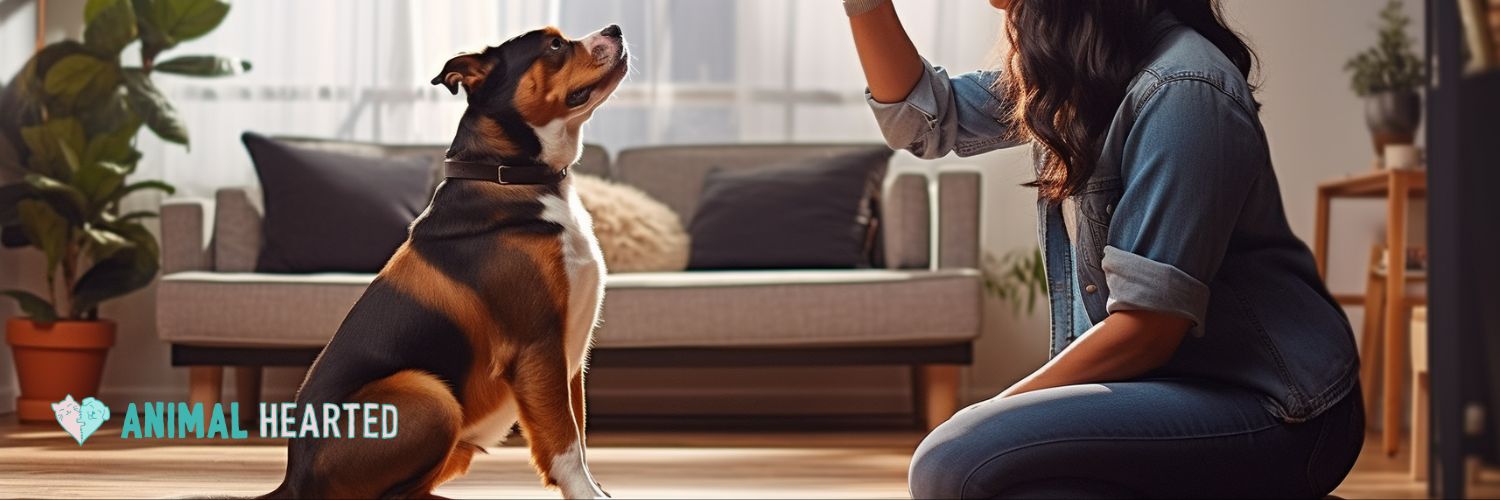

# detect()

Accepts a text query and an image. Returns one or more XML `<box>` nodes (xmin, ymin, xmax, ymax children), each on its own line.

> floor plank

<box><xmin>3</xmin><ymin>418</ymin><xmax>1495</xmax><ymax>498</ymax></box>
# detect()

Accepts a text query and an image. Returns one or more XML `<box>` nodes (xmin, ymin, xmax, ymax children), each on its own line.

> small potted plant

<box><xmin>0</xmin><ymin>0</ymin><xmax>248</xmax><ymax>422</ymax></box>
<box><xmin>983</xmin><ymin>247</ymin><xmax>1047</xmax><ymax>316</ymax></box>
<box><xmin>1344</xmin><ymin>0</ymin><xmax>1425</xmax><ymax>157</ymax></box>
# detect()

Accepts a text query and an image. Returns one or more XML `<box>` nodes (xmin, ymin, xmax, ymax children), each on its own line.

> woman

<box><xmin>844</xmin><ymin>0</ymin><xmax>1364</xmax><ymax>497</ymax></box>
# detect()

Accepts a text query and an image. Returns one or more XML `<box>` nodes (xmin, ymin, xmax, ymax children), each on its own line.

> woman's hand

<box><xmin>846</xmin><ymin>0</ymin><xmax>925</xmax><ymax>103</ymax></box>
<box><xmin>999</xmin><ymin>310</ymin><xmax>1192</xmax><ymax>398</ymax></box>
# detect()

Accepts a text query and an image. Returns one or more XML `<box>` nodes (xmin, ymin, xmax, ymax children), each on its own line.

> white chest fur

<box><xmin>538</xmin><ymin>185</ymin><xmax>606</xmax><ymax>375</ymax></box>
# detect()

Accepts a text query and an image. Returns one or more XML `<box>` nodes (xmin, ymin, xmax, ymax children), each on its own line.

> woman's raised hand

<box><xmin>845</xmin><ymin>0</ymin><xmax>924</xmax><ymax>104</ymax></box>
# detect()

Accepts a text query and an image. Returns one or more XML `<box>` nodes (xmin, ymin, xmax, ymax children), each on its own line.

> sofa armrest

<box><xmin>937</xmin><ymin>171</ymin><xmax>981</xmax><ymax>269</ymax></box>
<box><xmin>160</xmin><ymin>199</ymin><xmax>213</xmax><ymax>273</ymax></box>
<box><xmin>212</xmin><ymin>187</ymin><xmax>264</xmax><ymax>272</ymax></box>
<box><xmin>882</xmin><ymin>173</ymin><xmax>931</xmax><ymax>269</ymax></box>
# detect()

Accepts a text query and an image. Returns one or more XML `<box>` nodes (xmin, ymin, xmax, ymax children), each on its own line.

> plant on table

<box><xmin>1344</xmin><ymin>0</ymin><xmax>1425</xmax><ymax>156</ymax></box>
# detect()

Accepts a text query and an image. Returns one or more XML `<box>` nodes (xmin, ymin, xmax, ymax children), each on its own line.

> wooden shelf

<box><xmin>1334</xmin><ymin>293</ymin><xmax>1428</xmax><ymax>307</ymax></box>
<box><xmin>1317</xmin><ymin>169</ymin><xmax>1428</xmax><ymax>198</ymax></box>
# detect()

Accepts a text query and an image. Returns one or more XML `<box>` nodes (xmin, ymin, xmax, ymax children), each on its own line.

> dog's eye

<box><xmin>550</xmin><ymin>38</ymin><xmax>565</xmax><ymax>51</ymax></box>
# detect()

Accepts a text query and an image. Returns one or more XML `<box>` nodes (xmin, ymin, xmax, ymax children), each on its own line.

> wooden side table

<box><xmin>1313</xmin><ymin>168</ymin><xmax>1427</xmax><ymax>457</ymax></box>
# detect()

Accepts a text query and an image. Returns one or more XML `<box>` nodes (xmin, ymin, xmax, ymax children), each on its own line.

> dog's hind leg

<box><xmin>513</xmin><ymin>349</ymin><xmax>607</xmax><ymax>499</ymax></box>
<box><xmin>307</xmin><ymin>369</ymin><xmax>465</xmax><ymax>498</ymax></box>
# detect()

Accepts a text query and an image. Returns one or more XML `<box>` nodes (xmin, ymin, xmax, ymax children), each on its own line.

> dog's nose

<box><xmin>602</xmin><ymin>24</ymin><xmax>622</xmax><ymax>38</ymax></box>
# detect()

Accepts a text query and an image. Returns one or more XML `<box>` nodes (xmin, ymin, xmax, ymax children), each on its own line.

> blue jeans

<box><xmin>909</xmin><ymin>379</ymin><xmax>1364</xmax><ymax>498</ymax></box>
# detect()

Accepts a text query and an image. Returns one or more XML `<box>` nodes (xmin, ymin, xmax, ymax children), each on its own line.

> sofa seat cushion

<box><xmin>598</xmin><ymin>269</ymin><xmax>981</xmax><ymax>348</ymax></box>
<box><xmin>157</xmin><ymin>272</ymin><xmax>375</xmax><ymax>348</ymax></box>
<box><xmin>157</xmin><ymin>269</ymin><xmax>981</xmax><ymax>349</ymax></box>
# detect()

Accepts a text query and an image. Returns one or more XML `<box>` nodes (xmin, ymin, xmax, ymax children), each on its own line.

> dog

<box><xmin>265</xmin><ymin>24</ymin><xmax>628</xmax><ymax>499</ymax></box>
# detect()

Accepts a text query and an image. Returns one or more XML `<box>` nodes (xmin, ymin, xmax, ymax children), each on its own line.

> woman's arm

<box><xmin>846</xmin><ymin>0</ymin><xmax>924</xmax><ymax>103</ymax></box>
<box><xmin>999</xmin><ymin>310</ymin><xmax>1191</xmax><ymax>398</ymax></box>
<box><xmin>846</xmin><ymin>1</ymin><xmax>1019</xmax><ymax>158</ymax></box>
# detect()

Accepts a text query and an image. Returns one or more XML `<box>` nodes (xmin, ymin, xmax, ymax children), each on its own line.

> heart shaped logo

<box><xmin>52</xmin><ymin>395</ymin><xmax>110</xmax><ymax>445</ymax></box>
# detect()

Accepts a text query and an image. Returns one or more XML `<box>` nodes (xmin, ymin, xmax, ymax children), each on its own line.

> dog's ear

<box><xmin>431</xmin><ymin>52</ymin><xmax>494</xmax><ymax>95</ymax></box>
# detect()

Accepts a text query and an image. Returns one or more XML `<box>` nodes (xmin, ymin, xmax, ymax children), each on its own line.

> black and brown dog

<box><xmin>265</xmin><ymin>25</ymin><xmax>628</xmax><ymax>499</ymax></box>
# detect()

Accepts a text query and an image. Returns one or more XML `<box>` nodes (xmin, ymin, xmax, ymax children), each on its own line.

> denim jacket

<box><xmin>868</xmin><ymin>14</ymin><xmax>1358</xmax><ymax>422</ymax></box>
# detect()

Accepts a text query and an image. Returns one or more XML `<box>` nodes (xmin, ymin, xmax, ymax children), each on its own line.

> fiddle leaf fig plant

<box><xmin>0</xmin><ymin>0</ymin><xmax>248</xmax><ymax>322</ymax></box>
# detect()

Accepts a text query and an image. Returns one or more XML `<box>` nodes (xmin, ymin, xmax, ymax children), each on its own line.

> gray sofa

<box><xmin>156</xmin><ymin>142</ymin><xmax>983</xmax><ymax>429</ymax></box>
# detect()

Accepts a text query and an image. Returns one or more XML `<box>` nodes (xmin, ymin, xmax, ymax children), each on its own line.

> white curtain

<box><xmin>135</xmin><ymin>0</ymin><xmax>1007</xmax><ymax>198</ymax></box>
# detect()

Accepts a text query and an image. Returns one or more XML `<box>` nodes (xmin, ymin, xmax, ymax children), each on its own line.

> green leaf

<box><xmin>71</xmin><ymin>219</ymin><xmax>159</xmax><ymax>317</ymax></box>
<box><xmin>158</xmin><ymin>0</ymin><xmax>230</xmax><ymax>42</ymax></box>
<box><xmin>84</xmin><ymin>0</ymin><xmax>139</xmax><ymax>56</ymax></box>
<box><xmin>84</xmin><ymin>119</ymin><xmax>142</xmax><ymax>167</ymax></box>
<box><xmin>19</xmin><ymin>119</ymin><xmax>85</xmax><ymax>179</ymax></box>
<box><xmin>103</xmin><ymin>179</ymin><xmax>175</xmax><ymax>207</ymax></box>
<box><xmin>86</xmin><ymin>0</ymin><xmax>115</xmax><ymax>23</ymax></box>
<box><xmin>121</xmin><ymin>69</ymin><xmax>189</xmax><ymax>146</ymax></box>
<box><xmin>133</xmin><ymin>0</ymin><xmax>175</xmax><ymax>52</ymax></box>
<box><xmin>154</xmin><ymin>55</ymin><xmax>251</xmax><ymax>77</ymax></box>
<box><xmin>9</xmin><ymin>41</ymin><xmax>89</xmax><ymax>118</ymax></box>
<box><xmin>0</xmin><ymin>290</ymin><xmax>58</xmax><ymax>323</ymax></box>
<box><xmin>115</xmin><ymin>210</ymin><xmax>158</xmax><ymax>222</ymax></box>
<box><xmin>78</xmin><ymin>91</ymin><xmax>143</xmax><ymax>168</ymax></box>
<box><xmin>16</xmin><ymin>199</ymin><xmax>70</xmax><ymax>278</ymax></box>
<box><xmin>74</xmin><ymin>161</ymin><xmax>131</xmax><ymax>207</ymax></box>
<box><xmin>83</xmin><ymin>225</ymin><xmax>133</xmax><ymax>261</ymax></box>
<box><xmin>42</xmin><ymin>54</ymin><xmax>119</xmax><ymax>109</ymax></box>
<box><xmin>135</xmin><ymin>0</ymin><xmax>229</xmax><ymax>51</ymax></box>
<box><xmin>24</xmin><ymin>173</ymin><xmax>89</xmax><ymax>222</ymax></box>
<box><xmin>41</xmin><ymin>54</ymin><xmax>96</xmax><ymax>97</ymax></box>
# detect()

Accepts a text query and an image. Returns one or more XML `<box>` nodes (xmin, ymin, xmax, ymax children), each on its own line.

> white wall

<box><xmin>0</xmin><ymin>0</ymin><xmax>1422</xmax><ymax>416</ymax></box>
<box><xmin>0</xmin><ymin>0</ymin><xmax>42</xmax><ymax>415</ymax></box>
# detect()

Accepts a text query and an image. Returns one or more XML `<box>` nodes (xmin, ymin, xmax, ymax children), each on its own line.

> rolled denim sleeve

<box><xmin>1104</xmin><ymin>78</ymin><xmax>1264</xmax><ymax>330</ymax></box>
<box><xmin>865</xmin><ymin>58</ymin><xmax>1018</xmax><ymax>159</ymax></box>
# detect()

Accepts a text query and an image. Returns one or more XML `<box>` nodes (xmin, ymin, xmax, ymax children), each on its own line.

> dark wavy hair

<box><xmin>1000</xmin><ymin>0</ymin><xmax>1258</xmax><ymax>200</ymax></box>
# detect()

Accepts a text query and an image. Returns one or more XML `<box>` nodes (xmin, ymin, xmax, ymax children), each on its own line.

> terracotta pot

<box><xmin>6</xmin><ymin>318</ymin><xmax>115</xmax><ymax>423</ymax></box>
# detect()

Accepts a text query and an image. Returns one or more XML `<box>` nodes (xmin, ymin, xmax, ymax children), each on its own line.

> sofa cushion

<box><xmin>244</xmin><ymin>132</ymin><xmax>434</xmax><ymax>273</ymax></box>
<box><xmin>599</xmin><ymin>270</ymin><xmax>981</xmax><ymax>348</ymax></box>
<box><xmin>614</xmin><ymin>144</ymin><xmax>892</xmax><ymax>224</ymax></box>
<box><xmin>687</xmin><ymin>148</ymin><xmax>891</xmax><ymax>270</ymax></box>
<box><xmin>157</xmin><ymin>269</ymin><xmax>980</xmax><ymax>349</ymax></box>
<box><xmin>157</xmin><ymin>272</ymin><xmax>373</xmax><ymax>347</ymax></box>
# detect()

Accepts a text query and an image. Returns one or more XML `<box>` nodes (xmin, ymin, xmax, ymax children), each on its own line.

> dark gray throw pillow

<box><xmin>687</xmin><ymin>148</ymin><xmax>892</xmax><ymax>270</ymax></box>
<box><xmin>243</xmin><ymin>132</ymin><xmax>434</xmax><ymax>273</ymax></box>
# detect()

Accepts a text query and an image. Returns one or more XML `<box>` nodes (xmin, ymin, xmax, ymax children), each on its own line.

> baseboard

<box><xmin>96</xmin><ymin>384</ymin><xmax>914</xmax><ymax>417</ymax></box>
<box><xmin>588</xmin><ymin>386</ymin><xmax>911</xmax><ymax>415</ymax></box>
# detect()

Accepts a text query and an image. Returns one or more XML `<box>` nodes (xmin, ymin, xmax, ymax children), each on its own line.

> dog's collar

<box><xmin>443</xmin><ymin>159</ymin><xmax>568</xmax><ymax>185</ymax></box>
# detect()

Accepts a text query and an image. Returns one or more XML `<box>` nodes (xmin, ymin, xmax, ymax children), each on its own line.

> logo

<box><xmin>49</xmin><ymin>397</ymin><xmax>399</xmax><ymax>445</ymax></box>
<box><xmin>52</xmin><ymin>395</ymin><xmax>111</xmax><ymax>445</ymax></box>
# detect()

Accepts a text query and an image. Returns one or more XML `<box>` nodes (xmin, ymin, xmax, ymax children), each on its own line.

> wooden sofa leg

<box><xmin>188</xmin><ymin>366</ymin><xmax>223</xmax><ymax>430</ymax></box>
<box><xmin>918</xmin><ymin>365</ymin><xmax>961</xmax><ymax>431</ymax></box>
<box><xmin>235</xmin><ymin>366</ymin><xmax>263</xmax><ymax>425</ymax></box>
<box><xmin>189</xmin><ymin>366</ymin><xmax>224</xmax><ymax>405</ymax></box>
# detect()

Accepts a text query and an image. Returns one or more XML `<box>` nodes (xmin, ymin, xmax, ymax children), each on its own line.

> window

<box><xmin>133</xmin><ymin>0</ymin><xmax>1003</xmax><ymax>196</ymax></box>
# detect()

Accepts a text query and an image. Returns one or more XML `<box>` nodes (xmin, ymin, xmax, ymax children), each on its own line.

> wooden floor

<box><xmin>1</xmin><ymin>417</ymin><xmax>1495</xmax><ymax>499</ymax></box>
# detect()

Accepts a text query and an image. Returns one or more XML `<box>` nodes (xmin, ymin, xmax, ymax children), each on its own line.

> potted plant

<box><xmin>983</xmin><ymin>247</ymin><xmax>1047</xmax><ymax>316</ymax></box>
<box><xmin>1344</xmin><ymin>0</ymin><xmax>1425</xmax><ymax>157</ymax></box>
<box><xmin>0</xmin><ymin>0</ymin><xmax>248</xmax><ymax>422</ymax></box>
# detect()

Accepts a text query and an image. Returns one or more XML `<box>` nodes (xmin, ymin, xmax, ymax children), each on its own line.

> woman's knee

<box><xmin>909</xmin><ymin>425</ymin><xmax>977</xmax><ymax>498</ymax></box>
<box><xmin>908</xmin><ymin>404</ymin><xmax>1024</xmax><ymax>499</ymax></box>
